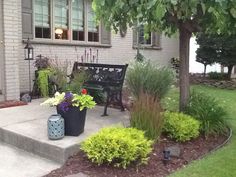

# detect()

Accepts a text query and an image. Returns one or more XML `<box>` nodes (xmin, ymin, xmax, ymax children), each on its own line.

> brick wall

<box><xmin>3</xmin><ymin>0</ymin><xmax>179</xmax><ymax>98</ymax></box>
<box><xmin>18</xmin><ymin>30</ymin><xmax>179</xmax><ymax>92</ymax></box>
<box><xmin>2</xmin><ymin>0</ymin><xmax>21</xmax><ymax>100</ymax></box>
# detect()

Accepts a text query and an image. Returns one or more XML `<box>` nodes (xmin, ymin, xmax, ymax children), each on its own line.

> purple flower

<box><xmin>58</xmin><ymin>101</ymin><xmax>71</xmax><ymax>112</ymax></box>
<box><xmin>65</xmin><ymin>92</ymin><xmax>73</xmax><ymax>100</ymax></box>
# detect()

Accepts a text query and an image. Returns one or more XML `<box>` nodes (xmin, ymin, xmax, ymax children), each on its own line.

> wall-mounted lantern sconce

<box><xmin>24</xmin><ymin>38</ymin><xmax>34</xmax><ymax>101</ymax></box>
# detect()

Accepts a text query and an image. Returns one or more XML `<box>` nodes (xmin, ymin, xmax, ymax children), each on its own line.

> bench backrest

<box><xmin>72</xmin><ymin>62</ymin><xmax>128</xmax><ymax>87</ymax></box>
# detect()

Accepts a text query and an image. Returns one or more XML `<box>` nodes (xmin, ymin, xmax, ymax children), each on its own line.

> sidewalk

<box><xmin>0</xmin><ymin>142</ymin><xmax>60</xmax><ymax>177</ymax></box>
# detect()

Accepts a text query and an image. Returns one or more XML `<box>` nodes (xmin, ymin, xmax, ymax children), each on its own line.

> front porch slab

<box><xmin>0</xmin><ymin>99</ymin><xmax>129</xmax><ymax>164</ymax></box>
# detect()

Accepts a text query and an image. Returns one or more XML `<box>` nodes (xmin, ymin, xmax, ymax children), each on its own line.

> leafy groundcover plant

<box><xmin>185</xmin><ymin>91</ymin><xmax>228</xmax><ymax>137</ymax></box>
<box><xmin>81</xmin><ymin>127</ymin><xmax>153</xmax><ymax>169</ymax></box>
<box><xmin>41</xmin><ymin>89</ymin><xmax>96</xmax><ymax>112</ymax></box>
<box><xmin>163</xmin><ymin>112</ymin><xmax>200</xmax><ymax>142</ymax></box>
<box><xmin>37</xmin><ymin>69</ymin><xmax>53</xmax><ymax>97</ymax></box>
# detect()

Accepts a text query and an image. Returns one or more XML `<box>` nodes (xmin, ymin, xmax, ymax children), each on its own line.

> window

<box><xmin>138</xmin><ymin>25</ymin><xmax>151</xmax><ymax>45</ymax></box>
<box><xmin>34</xmin><ymin>0</ymin><xmax>51</xmax><ymax>39</ymax></box>
<box><xmin>33</xmin><ymin>0</ymin><xmax>100</xmax><ymax>43</ymax></box>
<box><xmin>133</xmin><ymin>25</ymin><xmax>160</xmax><ymax>49</ymax></box>
<box><xmin>54</xmin><ymin>0</ymin><xmax>69</xmax><ymax>40</ymax></box>
<box><xmin>72</xmin><ymin>0</ymin><xmax>85</xmax><ymax>41</ymax></box>
<box><xmin>87</xmin><ymin>0</ymin><xmax>99</xmax><ymax>42</ymax></box>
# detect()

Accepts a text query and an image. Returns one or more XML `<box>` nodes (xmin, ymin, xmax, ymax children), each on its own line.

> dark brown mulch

<box><xmin>0</xmin><ymin>100</ymin><xmax>27</xmax><ymax>109</ymax></box>
<box><xmin>44</xmin><ymin>134</ymin><xmax>227</xmax><ymax>177</ymax></box>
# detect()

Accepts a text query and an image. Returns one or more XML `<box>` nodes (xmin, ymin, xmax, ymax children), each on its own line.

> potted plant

<box><xmin>41</xmin><ymin>89</ymin><xmax>96</xmax><ymax>136</ymax></box>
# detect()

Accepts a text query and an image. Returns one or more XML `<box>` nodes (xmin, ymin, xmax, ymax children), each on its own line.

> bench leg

<box><xmin>101</xmin><ymin>90</ymin><xmax>110</xmax><ymax>116</ymax></box>
<box><xmin>119</xmin><ymin>91</ymin><xmax>125</xmax><ymax>112</ymax></box>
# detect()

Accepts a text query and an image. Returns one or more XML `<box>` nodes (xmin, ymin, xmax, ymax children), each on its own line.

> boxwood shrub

<box><xmin>80</xmin><ymin>127</ymin><xmax>153</xmax><ymax>168</ymax></box>
<box><xmin>163</xmin><ymin>112</ymin><xmax>200</xmax><ymax>142</ymax></box>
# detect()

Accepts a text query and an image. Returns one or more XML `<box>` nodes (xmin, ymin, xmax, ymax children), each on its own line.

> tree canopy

<box><xmin>93</xmin><ymin>0</ymin><xmax>236</xmax><ymax>110</ymax></box>
<box><xmin>196</xmin><ymin>33</ymin><xmax>236</xmax><ymax>79</ymax></box>
<box><xmin>196</xmin><ymin>34</ymin><xmax>217</xmax><ymax>76</ymax></box>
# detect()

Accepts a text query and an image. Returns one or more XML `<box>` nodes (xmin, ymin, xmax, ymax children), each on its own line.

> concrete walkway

<box><xmin>0</xmin><ymin>99</ymin><xmax>129</xmax><ymax>177</ymax></box>
<box><xmin>0</xmin><ymin>142</ymin><xmax>59</xmax><ymax>177</ymax></box>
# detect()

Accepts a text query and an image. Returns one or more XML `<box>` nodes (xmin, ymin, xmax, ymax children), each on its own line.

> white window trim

<box><xmin>33</xmin><ymin>0</ymin><xmax>101</xmax><ymax>44</ymax></box>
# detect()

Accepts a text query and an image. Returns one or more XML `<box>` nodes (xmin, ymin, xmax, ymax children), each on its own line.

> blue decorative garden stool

<box><xmin>48</xmin><ymin>114</ymin><xmax>64</xmax><ymax>140</ymax></box>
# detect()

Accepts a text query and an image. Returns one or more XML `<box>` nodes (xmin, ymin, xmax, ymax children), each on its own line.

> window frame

<box><xmin>138</xmin><ymin>25</ymin><xmax>152</xmax><ymax>46</ymax></box>
<box><xmin>33</xmin><ymin>0</ymin><xmax>101</xmax><ymax>44</ymax></box>
<box><xmin>33</xmin><ymin>0</ymin><xmax>52</xmax><ymax>40</ymax></box>
<box><xmin>133</xmin><ymin>25</ymin><xmax>162</xmax><ymax>50</ymax></box>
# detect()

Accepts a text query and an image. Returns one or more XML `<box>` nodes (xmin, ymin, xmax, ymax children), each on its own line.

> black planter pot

<box><xmin>57</xmin><ymin>106</ymin><xmax>87</xmax><ymax>136</ymax></box>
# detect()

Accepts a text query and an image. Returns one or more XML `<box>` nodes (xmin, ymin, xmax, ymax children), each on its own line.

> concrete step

<box><xmin>0</xmin><ymin>124</ymin><xmax>80</xmax><ymax>164</ymax></box>
<box><xmin>0</xmin><ymin>99</ymin><xmax>129</xmax><ymax>164</ymax></box>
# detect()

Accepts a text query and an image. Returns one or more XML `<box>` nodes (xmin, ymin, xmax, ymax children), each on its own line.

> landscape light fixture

<box><xmin>163</xmin><ymin>150</ymin><xmax>171</xmax><ymax>165</ymax></box>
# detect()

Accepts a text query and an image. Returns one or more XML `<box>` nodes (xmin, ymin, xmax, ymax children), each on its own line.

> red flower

<box><xmin>81</xmin><ymin>89</ymin><xmax>87</xmax><ymax>95</ymax></box>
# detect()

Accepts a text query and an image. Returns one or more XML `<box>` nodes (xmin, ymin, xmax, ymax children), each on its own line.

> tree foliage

<box><xmin>196</xmin><ymin>34</ymin><xmax>216</xmax><ymax>76</ymax></box>
<box><xmin>93</xmin><ymin>0</ymin><xmax>236</xmax><ymax>35</ymax></box>
<box><xmin>93</xmin><ymin>0</ymin><xmax>236</xmax><ymax>110</ymax></box>
<box><xmin>196</xmin><ymin>33</ymin><xmax>236</xmax><ymax>79</ymax></box>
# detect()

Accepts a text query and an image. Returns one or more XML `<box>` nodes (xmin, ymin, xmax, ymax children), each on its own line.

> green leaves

<box><xmin>72</xmin><ymin>94</ymin><xmax>96</xmax><ymax>111</ymax></box>
<box><xmin>163</xmin><ymin>112</ymin><xmax>200</xmax><ymax>142</ymax></box>
<box><xmin>184</xmin><ymin>91</ymin><xmax>228</xmax><ymax>137</ymax></box>
<box><xmin>81</xmin><ymin>127</ymin><xmax>153</xmax><ymax>168</ymax></box>
<box><xmin>93</xmin><ymin>0</ymin><xmax>236</xmax><ymax>36</ymax></box>
<box><xmin>230</xmin><ymin>8</ymin><xmax>236</xmax><ymax>18</ymax></box>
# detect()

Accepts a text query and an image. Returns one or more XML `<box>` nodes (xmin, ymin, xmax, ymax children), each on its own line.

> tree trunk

<box><xmin>227</xmin><ymin>65</ymin><xmax>233</xmax><ymax>80</ymax></box>
<box><xmin>179</xmin><ymin>25</ymin><xmax>192</xmax><ymax>112</ymax></box>
<box><xmin>203</xmin><ymin>64</ymin><xmax>207</xmax><ymax>77</ymax></box>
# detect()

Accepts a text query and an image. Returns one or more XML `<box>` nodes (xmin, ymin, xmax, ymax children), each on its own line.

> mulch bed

<box><xmin>44</xmin><ymin>134</ymin><xmax>227</xmax><ymax>177</ymax></box>
<box><xmin>0</xmin><ymin>100</ymin><xmax>27</xmax><ymax>109</ymax></box>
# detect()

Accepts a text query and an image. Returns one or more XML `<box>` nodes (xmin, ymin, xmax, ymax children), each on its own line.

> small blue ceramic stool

<box><xmin>48</xmin><ymin>114</ymin><xmax>64</xmax><ymax>140</ymax></box>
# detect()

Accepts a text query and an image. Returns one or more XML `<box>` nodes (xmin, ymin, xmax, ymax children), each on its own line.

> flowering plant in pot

<box><xmin>41</xmin><ymin>89</ymin><xmax>96</xmax><ymax>136</ymax></box>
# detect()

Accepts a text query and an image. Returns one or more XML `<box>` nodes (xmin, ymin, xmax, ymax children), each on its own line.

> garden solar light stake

<box><xmin>163</xmin><ymin>150</ymin><xmax>171</xmax><ymax>165</ymax></box>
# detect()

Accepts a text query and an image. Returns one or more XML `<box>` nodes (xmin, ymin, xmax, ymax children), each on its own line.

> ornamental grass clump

<box><xmin>184</xmin><ymin>91</ymin><xmax>228</xmax><ymax>137</ymax></box>
<box><xmin>126</xmin><ymin>61</ymin><xmax>174</xmax><ymax>100</ymax></box>
<box><xmin>81</xmin><ymin>127</ymin><xmax>153</xmax><ymax>169</ymax></box>
<box><xmin>130</xmin><ymin>92</ymin><xmax>164</xmax><ymax>140</ymax></box>
<box><xmin>163</xmin><ymin>112</ymin><xmax>200</xmax><ymax>142</ymax></box>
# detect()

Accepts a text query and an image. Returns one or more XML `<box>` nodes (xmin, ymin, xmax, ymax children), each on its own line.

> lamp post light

<box><xmin>163</xmin><ymin>150</ymin><xmax>171</xmax><ymax>165</ymax></box>
<box><xmin>24</xmin><ymin>38</ymin><xmax>34</xmax><ymax>101</ymax></box>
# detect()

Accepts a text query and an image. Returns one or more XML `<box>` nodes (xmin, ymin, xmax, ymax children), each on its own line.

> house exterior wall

<box><xmin>2</xmin><ymin>0</ymin><xmax>21</xmax><ymax>100</ymax></box>
<box><xmin>2</xmin><ymin>0</ymin><xmax>179</xmax><ymax>100</ymax></box>
<box><xmin>0</xmin><ymin>0</ymin><xmax>4</xmax><ymax>101</ymax></box>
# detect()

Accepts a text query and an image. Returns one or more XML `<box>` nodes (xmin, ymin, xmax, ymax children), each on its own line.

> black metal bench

<box><xmin>72</xmin><ymin>62</ymin><xmax>128</xmax><ymax>116</ymax></box>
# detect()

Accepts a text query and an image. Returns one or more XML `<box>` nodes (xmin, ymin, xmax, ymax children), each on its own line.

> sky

<box><xmin>189</xmin><ymin>37</ymin><xmax>221</xmax><ymax>73</ymax></box>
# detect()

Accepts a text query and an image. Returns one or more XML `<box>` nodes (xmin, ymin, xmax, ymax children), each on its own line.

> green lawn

<box><xmin>164</xmin><ymin>85</ymin><xmax>236</xmax><ymax>177</ymax></box>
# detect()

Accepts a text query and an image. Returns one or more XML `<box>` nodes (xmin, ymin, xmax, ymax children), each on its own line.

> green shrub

<box><xmin>184</xmin><ymin>91</ymin><xmax>228</xmax><ymax>137</ymax></box>
<box><xmin>86</xmin><ymin>88</ymin><xmax>105</xmax><ymax>104</ymax></box>
<box><xmin>37</xmin><ymin>69</ymin><xmax>53</xmax><ymax>97</ymax></box>
<box><xmin>163</xmin><ymin>112</ymin><xmax>200</xmax><ymax>142</ymax></box>
<box><xmin>126</xmin><ymin>61</ymin><xmax>174</xmax><ymax>100</ymax></box>
<box><xmin>130</xmin><ymin>92</ymin><xmax>164</xmax><ymax>140</ymax></box>
<box><xmin>208</xmin><ymin>72</ymin><xmax>228</xmax><ymax>80</ymax></box>
<box><xmin>68</xmin><ymin>70</ymin><xmax>88</xmax><ymax>94</ymax></box>
<box><xmin>81</xmin><ymin>127</ymin><xmax>153</xmax><ymax>168</ymax></box>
